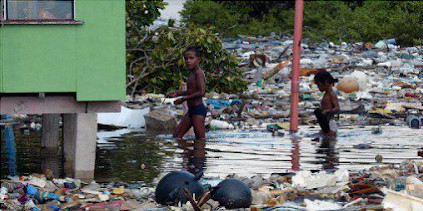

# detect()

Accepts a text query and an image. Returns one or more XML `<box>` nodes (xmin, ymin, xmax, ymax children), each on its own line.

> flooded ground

<box><xmin>3</xmin><ymin>124</ymin><xmax>421</xmax><ymax>185</ymax></box>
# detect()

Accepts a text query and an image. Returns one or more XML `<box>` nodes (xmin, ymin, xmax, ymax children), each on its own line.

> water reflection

<box><xmin>40</xmin><ymin>151</ymin><xmax>62</xmax><ymax>178</ymax></box>
<box><xmin>2</xmin><ymin>124</ymin><xmax>421</xmax><ymax>183</ymax></box>
<box><xmin>290</xmin><ymin>136</ymin><xmax>300</xmax><ymax>171</ymax></box>
<box><xmin>179</xmin><ymin>141</ymin><xmax>206</xmax><ymax>175</ymax></box>
<box><xmin>1</xmin><ymin>125</ymin><xmax>43</xmax><ymax>178</ymax></box>
<box><xmin>316</xmin><ymin>138</ymin><xmax>340</xmax><ymax>170</ymax></box>
<box><xmin>95</xmin><ymin>131</ymin><xmax>175</xmax><ymax>184</ymax></box>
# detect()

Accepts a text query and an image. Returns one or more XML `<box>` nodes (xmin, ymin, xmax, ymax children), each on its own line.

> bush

<box><xmin>127</xmin><ymin>25</ymin><xmax>248</xmax><ymax>95</ymax></box>
<box><xmin>180</xmin><ymin>0</ymin><xmax>423</xmax><ymax>46</ymax></box>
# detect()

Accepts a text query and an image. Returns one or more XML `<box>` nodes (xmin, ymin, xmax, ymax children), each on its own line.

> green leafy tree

<box><xmin>127</xmin><ymin>25</ymin><xmax>248</xmax><ymax>95</ymax></box>
<box><xmin>180</xmin><ymin>1</ymin><xmax>238</xmax><ymax>35</ymax></box>
<box><xmin>125</xmin><ymin>0</ymin><xmax>247</xmax><ymax>95</ymax></box>
<box><xmin>352</xmin><ymin>1</ymin><xmax>423</xmax><ymax>46</ymax></box>
<box><xmin>180</xmin><ymin>0</ymin><xmax>423</xmax><ymax>46</ymax></box>
<box><xmin>126</xmin><ymin>0</ymin><xmax>168</xmax><ymax>48</ymax></box>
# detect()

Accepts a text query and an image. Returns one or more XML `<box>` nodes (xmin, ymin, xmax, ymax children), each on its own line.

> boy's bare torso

<box><xmin>186</xmin><ymin>69</ymin><xmax>204</xmax><ymax>107</ymax></box>
<box><xmin>321</xmin><ymin>91</ymin><xmax>336</xmax><ymax>117</ymax></box>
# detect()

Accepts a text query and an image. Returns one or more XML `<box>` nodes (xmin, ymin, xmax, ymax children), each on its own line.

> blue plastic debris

<box><xmin>206</xmin><ymin>99</ymin><xmax>242</xmax><ymax>110</ymax></box>
<box><xmin>26</xmin><ymin>184</ymin><xmax>38</xmax><ymax>195</ymax></box>
<box><xmin>206</xmin><ymin>99</ymin><xmax>231</xmax><ymax>109</ymax></box>
<box><xmin>47</xmin><ymin>205</ymin><xmax>61</xmax><ymax>211</ymax></box>
<box><xmin>5</xmin><ymin>125</ymin><xmax>17</xmax><ymax>176</ymax></box>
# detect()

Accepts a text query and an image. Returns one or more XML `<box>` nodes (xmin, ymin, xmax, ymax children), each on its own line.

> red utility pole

<box><xmin>290</xmin><ymin>0</ymin><xmax>304</xmax><ymax>132</ymax></box>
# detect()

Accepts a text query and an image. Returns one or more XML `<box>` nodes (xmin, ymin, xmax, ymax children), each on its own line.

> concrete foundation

<box><xmin>1</xmin><ymin>95</ymin><xmax>117</xmax><ymax>181</ymax></box>
<box><xmin>63</xmin><ymin>113</ymin><xmax>97</xmax><ymax>181</ymax></box>
<box><xmin>41</xmin><ymin>114</ymin><xmax>61</xmax><ymax>177</ymax></box>
<box><xmin>41</xmin><ymin>114</ymin><xmax>60</xmax><ymax>153</ymax></box>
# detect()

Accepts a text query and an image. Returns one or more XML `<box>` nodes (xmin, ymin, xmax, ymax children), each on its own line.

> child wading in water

<box><xmin>313</xmin><ymin>71</ymin><xmax>340</xmax><ymax>138</ymax></box>
<box><xmin>166</xmin><ymin>47</ymin><xmax>206</xmax><ymax>158</ymax></box>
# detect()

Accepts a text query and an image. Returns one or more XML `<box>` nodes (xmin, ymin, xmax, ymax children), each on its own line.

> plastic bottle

<box><xmin>210</xmin><ymin>120</ymin><xmax>234</xmax><ymax>130</ymax></box>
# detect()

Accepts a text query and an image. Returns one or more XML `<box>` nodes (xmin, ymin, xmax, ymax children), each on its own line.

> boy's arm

<box><xmin>166</xmin><ymin>90</ymin><xmax>183</xmax><ymax>97</ymax></box>
<box><xmin>330</xmin><ymin>92</ymin><xmax>340</xmax><ymax>114</ymax></box>
<box><xmin>182</xmin><ymin>71</ymin><xmax>206</xmax><ymax>101</ymax></box>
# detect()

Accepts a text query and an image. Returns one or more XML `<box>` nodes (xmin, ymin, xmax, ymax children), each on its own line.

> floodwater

<box><xmin>1</xmin><ymin>125</ymin><xmax>422</xmax><ymax>185</ymax></box>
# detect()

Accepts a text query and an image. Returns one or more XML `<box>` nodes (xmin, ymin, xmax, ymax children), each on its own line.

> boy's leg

<box><xmin>314</xmin><ymin>108</ymin><xmax>330</xmax><ymax>134</ymax></box>
<box><xmin>326</xmin><ymin>130</ymin><xmax>337</xmax><ymax>137</ymax></box>
<box><xmin>173</xmin><ymin>113</ymin><xmax>193</xmax><ymax>148</ymax></box>
<box><xmin>191</xmin><ymin>115</ymin><xmax>206</xmax><ymax>140</ymax></box>
<box><xmin>191</xmin><ymin>115</ymin><xmax>206</xmax><ymax>158</ymax></box>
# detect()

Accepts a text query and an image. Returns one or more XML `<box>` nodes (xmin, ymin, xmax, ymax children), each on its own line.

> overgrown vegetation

<box><xmin>127</xmin><ymin>25</ymin><xmax>247</xmax><ymax>95</ymax></box>
<box><xmin>125</xmin><ymin>0</ymin><xmax>422</xmax><ymax>95</ymax></box>
<box><xmin>126</xmin><ymin>0</ymin><xmax>247</xmax><ymax>95</ymax></box>
<box><xmin>180</xmin><ymin>1</ymin><xmax>423</xmax><ymax>46</ymax></box>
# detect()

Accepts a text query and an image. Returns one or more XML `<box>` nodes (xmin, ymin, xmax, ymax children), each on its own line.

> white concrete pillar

<box><xmin>63</xmin><ymin>113</ymin><xmax>97</xmax><ymax>181</ymax></box>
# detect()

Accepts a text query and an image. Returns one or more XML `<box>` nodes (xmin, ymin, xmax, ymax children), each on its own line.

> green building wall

<box><xmin>0</xmin><ymin>0</ymin><xmax>125</xmax><ymax>101</ymax></box>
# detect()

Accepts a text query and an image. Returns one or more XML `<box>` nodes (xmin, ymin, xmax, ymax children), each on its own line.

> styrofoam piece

<box><xmin>305</xmin><ymin>199</ymin><xmax>342</xmax><ymax>211</ymax></box>
<box><xmin>97</xmin><ymin>106</ymin><xmax>150</xmax><ymax>128</ymax></box>
<box><xmin>382</xmin><ymin>188</ymin><xmax>423</xmax><ymax>211</ymax></box>
<box><xmin>292</xmin><ymin>169</ymin><xmax>349</xmax><ymax>189</ymax></box>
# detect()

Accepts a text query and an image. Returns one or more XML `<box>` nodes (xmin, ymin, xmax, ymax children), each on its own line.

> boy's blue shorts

<box><xmin>188</xmin><ymin>104</ymin><xmax>207</xmax><ymax>118</ymax></box>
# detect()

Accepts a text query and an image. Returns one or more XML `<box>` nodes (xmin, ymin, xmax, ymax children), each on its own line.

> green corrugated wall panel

<box><xmin>2</xmin><ymin>25</ymin><xmax>77</xmax><ymax>92</ymax></box>
<box><xmin>0</xmin><ymin>0</ymin><xmax>125</xmax><ymax>101</ymax></box>
<box><xmin>76</xmin><ymin>0</ymin><xmax>125</xmax><ymax>101</ymax></box>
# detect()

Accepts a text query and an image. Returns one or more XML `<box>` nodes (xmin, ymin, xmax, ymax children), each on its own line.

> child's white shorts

<box><xmin>329</xmin><ymin>119</ymin><xmax>338</xmax><ymax>132</ymax></box>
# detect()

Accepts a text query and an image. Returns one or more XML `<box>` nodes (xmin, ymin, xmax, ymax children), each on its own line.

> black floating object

<box><xmin>212</xmin><ymin>178</ymin><xmax>252</xmax><ymax>209</ymax></box>
<box><xmin>155</xmin><ymin>171</ymin><xmax>204</xmax><ymax>205</ymax></box>
<box><xmin>410</xmin><ymin>118</ymin><xmax>420</xmax><ymax>129</ymax></box>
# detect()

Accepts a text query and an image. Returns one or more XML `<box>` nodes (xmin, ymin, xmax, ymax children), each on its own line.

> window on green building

<box><xmin>1</xmin><ymin>0</ymin><xmax>4</xmax><ymax>20</ymax></box>
<box><xmin>3</xmin><ymin>0</ymin><xmax>74</xmax><ymax>21</ymax></box>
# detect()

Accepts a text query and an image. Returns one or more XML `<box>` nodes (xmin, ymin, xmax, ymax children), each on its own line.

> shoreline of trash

<box><xmin>1</xmin><ymin>159</ymin><xmax>422</xmax><ymax>210</ymax></box>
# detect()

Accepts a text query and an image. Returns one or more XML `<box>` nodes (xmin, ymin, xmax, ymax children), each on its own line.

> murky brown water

<box><xmin>2</xmin><ymin>125</ymin><xmax>422</xmax><ymax>185</ymax></box>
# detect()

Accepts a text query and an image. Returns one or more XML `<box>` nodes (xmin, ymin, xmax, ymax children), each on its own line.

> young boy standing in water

<box><xmin>166</xmin><ymin>47</ymin><xmax>206</xmax><ymax>157</ymax></box>
<box><xmin>313</xmin><ymin>71</ymin><xmax>340</xmax><ymax>137</ymax></box>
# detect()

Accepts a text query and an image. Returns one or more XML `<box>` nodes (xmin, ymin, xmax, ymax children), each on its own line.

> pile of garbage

<box><xmin>245</xmin><ymin>159</ymin><xmax>423</xmax><ymax>211</ymax></box>
<box><xmin>0</xmin><ymin>170</ymin><xmax>160</xmax><ymax>210</ymax></box>
<box><xmin>1</xmin><ymin>160</ymin><xmax>421</xmax><ymax>210</ymax></box>
<box><xmin>117</xmin><ymin>36</ymin><xmax>423</xmax><ymax>133</ymax></box>
<box><xmin>217</xmin><ymin>36</ymin><xmax>423</xmax><ymax>130</ymax></box>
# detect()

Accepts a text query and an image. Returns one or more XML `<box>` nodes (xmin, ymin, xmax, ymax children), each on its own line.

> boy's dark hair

<box><xmin>314</xmin><ymin>70</ymin><xmax>338</xmax><ymax>84</ymax></box>
<box><xmin>185</xmin><ymin>47</ymin><xmax>201</xmax><ymax>58</ymax></box>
